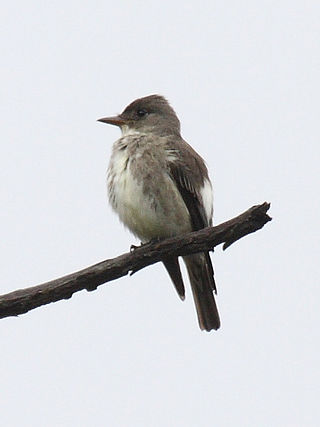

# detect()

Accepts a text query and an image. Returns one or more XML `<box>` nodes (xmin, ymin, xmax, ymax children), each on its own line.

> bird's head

<box><xmin>98</xmin><ymin>94</ymin><xmax>181</xmax><ymax>137</ymax></box>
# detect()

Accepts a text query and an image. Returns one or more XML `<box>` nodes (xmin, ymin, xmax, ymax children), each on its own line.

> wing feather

<box><xmin>166</xmin><ymin>142</ymin><xmax>217</xmax><ymax>294</ymax></box>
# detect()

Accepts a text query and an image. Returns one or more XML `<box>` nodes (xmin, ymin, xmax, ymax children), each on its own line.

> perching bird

<box><xmin>98</xmin><ymin>95</ymin><xmax>220</xmax><ymax>331</ymax></box>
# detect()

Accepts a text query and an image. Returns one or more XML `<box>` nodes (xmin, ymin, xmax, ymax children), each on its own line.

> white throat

<box><xmin>120</xmin><ymin>125</ymin><xmax>142</xmax><ymax>137</ymax></box>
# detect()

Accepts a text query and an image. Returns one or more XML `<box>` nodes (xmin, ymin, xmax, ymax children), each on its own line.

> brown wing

<box><xmin>167</xmin><ymin>144</ymin><xmax>216</xmax><ymax>294</ymax></box>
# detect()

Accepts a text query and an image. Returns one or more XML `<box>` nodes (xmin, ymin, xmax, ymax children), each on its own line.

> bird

<box><xmin>98</xmin><ymin>95</ymin><xmax>220</xmax><ymax>331</ymax></box>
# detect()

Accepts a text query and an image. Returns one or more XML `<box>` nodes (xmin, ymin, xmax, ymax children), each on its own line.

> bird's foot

<box><xmin>130</xmin><ymin>238</ymin><xmax>161</xmax><ymax>253</ymax></box>
<box><xmin>130</xmin><ymin>243</ymin><xmax>141</xmax><ymax>252</ymax></box>
<box><xmin>129</xmin><ymin>238</ymin><xmax>162</xmax><ymax>276</ymax></box>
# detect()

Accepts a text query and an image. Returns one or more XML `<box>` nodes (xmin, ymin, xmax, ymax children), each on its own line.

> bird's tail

<box><xmin>163</xmin><ymin>257</ymin><xmax>185</xmax><ymax>301</ymax></box>
<box><xmin>183</xmin><ymin>253</ymin><xmax>220</xmax><ymax>331</ymax></box>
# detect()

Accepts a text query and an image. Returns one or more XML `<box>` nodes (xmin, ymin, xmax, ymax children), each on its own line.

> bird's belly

<box><xmin>108</xmin><ymin>159</ymin><xmax>191</xmax><ymax>242</ymax></box>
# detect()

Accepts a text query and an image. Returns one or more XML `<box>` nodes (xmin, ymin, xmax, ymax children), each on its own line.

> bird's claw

<box><xmin>130</xmin><ymin>241</ymin><xmax>145</xmax><ymax>252</ymax></box>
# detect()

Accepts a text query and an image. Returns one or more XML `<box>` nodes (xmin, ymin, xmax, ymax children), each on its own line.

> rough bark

<box><xmin>0</xmin><ymin>202</ymin><xmax>271</xmax><ymax>319</ymax></box>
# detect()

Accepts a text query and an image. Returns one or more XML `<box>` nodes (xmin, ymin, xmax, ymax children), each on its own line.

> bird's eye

<box><xmin>137</xmin><ymin>109</ymin><xmax>148</xmax><ymax>117</ymax></box>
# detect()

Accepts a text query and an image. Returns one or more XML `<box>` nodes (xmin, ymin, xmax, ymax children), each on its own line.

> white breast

<box><xmin>107</xmin><ymin>143</ymin><xmax>191</xmax><ymax>241</ymax></box>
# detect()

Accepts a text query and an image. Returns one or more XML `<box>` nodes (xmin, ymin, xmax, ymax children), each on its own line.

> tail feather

<box><xmin>183</xmin><ymin>253</ymin><xmax>220</xmax><ymax>331</ymax></box>
<box><xmin>163</xmin><ymin>257</ymin><xmax>185</xmax><ymax>300</ymax></box>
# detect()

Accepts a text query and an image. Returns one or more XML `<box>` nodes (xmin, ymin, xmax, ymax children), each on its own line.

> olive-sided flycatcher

<box><xmin>98</xmin><ymin>95</ymin><xmax>220</xmax><ymax>331</ymax></box>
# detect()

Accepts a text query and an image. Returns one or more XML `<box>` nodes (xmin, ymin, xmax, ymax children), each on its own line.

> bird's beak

<box><xmin>97</xmin><ymin>115</ymin><xmax>126</xmax><ymax>127</ymax></box>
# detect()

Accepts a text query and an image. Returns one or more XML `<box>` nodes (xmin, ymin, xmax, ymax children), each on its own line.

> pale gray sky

<box><xmin>1</xmin><ymin>1</ymin><xmax>319</xmax><ymax>426</ymax></box>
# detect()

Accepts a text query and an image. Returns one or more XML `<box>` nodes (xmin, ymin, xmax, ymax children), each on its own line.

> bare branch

<box><xmin>0</xmin><ymin>202</ymin><xmax>271</xmax><ymax>319</ymax></box>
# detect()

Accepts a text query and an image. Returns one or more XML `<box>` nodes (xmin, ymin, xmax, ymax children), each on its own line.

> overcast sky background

<box><xmin>1</xmin><ymin>1</ymin><xmax>319</xmax><ymax>426</ymax></box>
